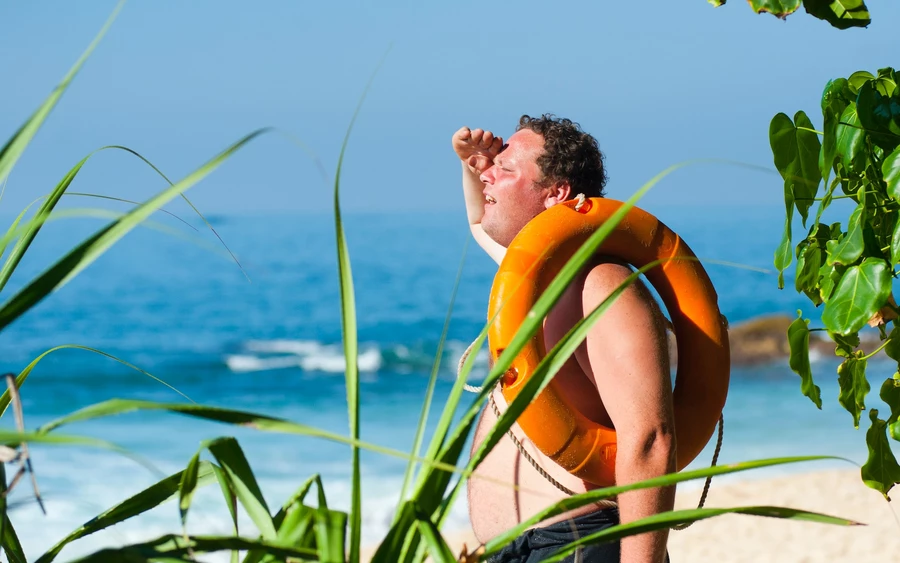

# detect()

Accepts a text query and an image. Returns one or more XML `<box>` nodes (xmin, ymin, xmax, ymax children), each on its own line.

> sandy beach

<box><xmin>404</xmin><ymin>468</ymin><xmax>900</xmax><ymax>562</ymax></box>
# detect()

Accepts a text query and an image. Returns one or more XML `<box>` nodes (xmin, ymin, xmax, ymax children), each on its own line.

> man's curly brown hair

<box><xmin>516</xmin><ymin>114</ymin><xmax>607</xmax><ymax>198</ymax></box>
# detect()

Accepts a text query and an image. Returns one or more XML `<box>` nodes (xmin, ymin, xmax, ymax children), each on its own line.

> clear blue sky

<box><xmin>1</xmin><ymin>1</ymin><xmax>898</xmax><ymax>215</ymax></box>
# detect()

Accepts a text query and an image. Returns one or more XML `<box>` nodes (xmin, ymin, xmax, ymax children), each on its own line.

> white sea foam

<box><xmin>224</xmin><ymin>338</ymin><xmax>492</xmax><ymax>375</ymax></box>
<box><xmin>225</xmin><ymin>340</ymin><xmax>383</xmax><ymax>373</ymax></box>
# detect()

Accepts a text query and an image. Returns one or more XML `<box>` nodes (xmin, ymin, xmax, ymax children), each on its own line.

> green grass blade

<box><xmin>0</xmin><ymin>463</ymin><xmax>26</xmax><ymax>563</ymax></box>
<box><xmin>211</xmin><ymin>464</ymin><xmax>240</xmax><ymax>563</ymax></box>
<box><xmin>0</xmin><ymin>1</ymin><xmax>123</xmax><ymax>186</ymax></box>
<box><xmin>67</xmin><ymin>192</ymin><xmax>199</xmax><ymax>231</ymax></box>
<box><xmin>484</xmin><ymin>455</ymin><xmax>849</xmax><ymax>552</ymax></box>
<box><xmin>332</xmin><ymin>55</ymin><xmax>387</xmax><ymax>563</ymax></box>
<box><xmin>64</xmin><ymin>534</ymin><xmax>319</xmax><ymax>563</ymax></box>
<box><xmin>370</xmin><ymin>501</ymin><xmax>417</xmax><ymax>563</ymax></box>
<box><xmin>314</xmin><ymin>507</ymin><xmax>347</xmax><ymax>563</ymax></box>
<box><xmin>0</xmin><ymin>129</ymin><xmax>269</xmax><ymax>334</ymax></box>
<box><xmin>397</xmin><ymin>240</ymin><xmax>469</xmax><ymax>511</ymax></box>
<box><xmin>533</xmin><ymin>506</ymin><xmax>860</xmax><ymax>563</ymax></box>
<box><xmin>204</xmin><ymin>437</ymin><xmax>276</xmax><ymax>540</ymax></box>
<box><xmin>178</xmin><ymin>451</ymin><xmax>202</xmax><ymax>534</ymax></box>
<box><xmin>0</xmin><ymin>344</ymin><xmax>195</xmax><ymax>421</ymax></box>
<box><xmin>412</xmin><ymin>506</ymin><xmax>456</xmax><ymax>563</ymax></box>
<box><xmin>35</xmin><ymin>399</ymin><xmax>477</xmax><ymax>479</ymax></box>
<box><xmin>245</xmin><ymin>474</ymin><xmax>320</xmax><ymax>563</ymax></box>
<box><xmin>36</xmin><ymin>461</ymin><xmax>217</xmax><ymax>563</ymax></box>
<box><xmin>0</xmin><ymin>196</ymin><xmax>44</xmax><ymax>262</ymax></box>
<box><xmin>0</xmin><ymin>513</ymin><xmax>26</xmax><ymax>563</ymax></box>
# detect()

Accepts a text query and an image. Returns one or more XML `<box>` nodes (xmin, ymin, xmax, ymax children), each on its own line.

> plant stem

<box><xmin>797</xmin><ymin>126</ymin><xmax>825</xmax><ymax>136</ymax></box>
<box><xmin>862</xmin><ymin>339</ymin><xmax>891</xmax><ymax>360</ymax></box>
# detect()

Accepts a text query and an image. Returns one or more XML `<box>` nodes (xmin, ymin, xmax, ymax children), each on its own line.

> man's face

<box><xmin>479</xmin><ymin>129</ymin><xmax>553</xmax><ymax>247</ymax></box>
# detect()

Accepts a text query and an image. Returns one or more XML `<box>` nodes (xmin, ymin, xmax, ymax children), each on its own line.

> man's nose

<box><xmin>480</xmin><ymin>166</ymin><xmax>495</xmax><ymax>185</ymax></box>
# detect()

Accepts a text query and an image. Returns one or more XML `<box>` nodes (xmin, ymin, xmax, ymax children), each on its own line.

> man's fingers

<box><xmin>470</xmin><ymin>128</ymin><xmax>484</xmax><ymax>146</ymax></box>
<box><xmin>482</xmin><ymin>131</ymin><xmax>494</xmax><ymax>148</ymax></box>
<box><xmin>456</xmin><ymin>126</ymin><xmax>471</xmax><ymax>141</ymax></box>
<box><xmin>491</xmin><ymin>136</ymin><xmax>503</xmax><ymax>153</ymax></box>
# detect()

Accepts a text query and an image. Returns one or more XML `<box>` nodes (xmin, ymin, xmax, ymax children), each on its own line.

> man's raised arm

<box><xmin>451</xmin><ymin>126</ymin><xmax>507</xmax><ymax>264</ymax></box>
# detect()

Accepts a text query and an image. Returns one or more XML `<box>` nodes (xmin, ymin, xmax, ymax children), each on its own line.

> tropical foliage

<box><xmin>709</xmin><ymin>0</ymin><xmax>871</xmax><ymax>29</ymax></box>
<box><xmin>772</xmin><ymin>67</ymin><xmax>900</xmax><ymax>498</ymax></box>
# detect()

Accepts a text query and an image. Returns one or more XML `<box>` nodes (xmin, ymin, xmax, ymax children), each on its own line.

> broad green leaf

<box><xmin>178</xmin><ymin>451</ymin><xmax>202</xmax><ymax>533</ymax></box>
<box><xmin>848</xmin><ymin>71</ymin><xmax>876</xmax><ymax>94</ymax></box>
<box><xmin>770</xmin><ymin>112</ymin><xmax>822</xmax><ymax>226</ymax></box>
<box><xmin>884</xmin><ymin>146</ymin><xmax>900</xmax><ymax>201</ymax></box>
<box><xmin>881</xmin><ymin>377</ymin><xmax>900</xmax><ymax>441</ymax></box>
<box><xmin>886</xmin><ymin>327</ymin><xmax>900</xmax><ymax>363</ymax></box>
<box><xmin>857</xmin><ymin>81</ymin><xmax>900</xmax><ymax>151</ymax></box>
<box><xmin>814</xmin><ymin>176</ymin><xmax>841</xmax><ymax>230</ymax></box>
<box><xmin>531</xmin><ymin>505</ymin><xmax>859</xmax><ymax>563</ymax></box>
<box><xmin>825</xmin><ymin>201</ymin><xmax>864</xmax><ymax>265</ymax></box>
<box><xmin>803</xmin><ymin>0</ymin><xmax>871</xmax><ymax>29</ymax></box>
<box><xmin>788</xmin><ymin>313</ymin><xmax>822</xmax><ymax>408</ymax></box>
<box><xmin>204</xmin><ymin>437</ymin><xmax>276</xmax><ymax>540</ymax></box>
<box><xmin>831</xmin><ymin>330</ymin><xmax>860</xmax><ymax>358</ymax></box>
<box><xmin>0</xmin><ymin>2</ymin><xmax>123</xmax><ymax>186</ymax></box>
<box><xmin>837</xmin><ymin>355</ymin><xmax>870</xmax><ymax>428</ymax></box>
<box><xmin>817</xmin><ymin>258</ymin><xmax>846</xmax><ymax>304</ymax></box>
<box><xmin>775</xmin><ymin>179</ymin><xmax>794</xmax><ymax>289</ymax></box>
<box><xmin>245</xmin><ymin>475</ymin><xmax>319</xmax><ymax>563</ymax></box>
<box><xmin>822</xmin><ymin>257</ymin><xmax>891</xmax><ymax>334</ymax></box>
<box><xmin>65</xmin><ymin>535</ymin><xmax>318</xmax><ymax>563</ymax></box>
<box><xmin>795</xmin><ymin>243</ymin><xmax>823</xmax><ymax>303</ymax></box>
<box><xmin>747</xmin><ymin>0</ymin><xmax>801</xmax><ymax>17</ymax></box>
<box><xmin>835</xmin><ymin>104</ymin><xmax>866</xmax><ymax>174</ymax></box>
<box><xmin>860</xmin><ymin>409</ymin><xmax>900</xmax><ymax>499</ymax></box>
<box><xmin>820</xmin><ymin>79</ymin><xmax>851</xmax><ymax>183</ymax></box>
<box><xmin>37</xmin><ymin>462</ymin><xmax>217</xmax><ymax>563</ymax></box>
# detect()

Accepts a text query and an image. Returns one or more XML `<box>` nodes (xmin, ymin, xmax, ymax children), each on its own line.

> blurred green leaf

<box><xmin>212</xmin><ymin>464</ymin><xmax>240</xmax><ymax>563</ymax></box>
<box><xmin>66</xmin><ymin>535</ymin><xmax>318</xmax><ymax>563</ymax></box>
<box><xmin>860</xmin><ymin>409</ymin><xmax>900</xmax><ymax>499</ymax></box>
<box><xmin>804</xmin><ymin>0</ymin><xmax>871</xmax><ymax>29</ymax></box>
<box><xmin>881</xmin><ymin>377</ymin><xmax>900</xmax><ymax>442</ymax></box>
<box><xmin>837</xmin><ymin>354</ymin><xmax>870</xmax><ymax>427</ymax></box>
<box><xmin>826</xmin><ymin>200</ymin><xmax>865</xmax><ymax>265</ymax></box>
<box><xmin>204</xmin><ymin>437</ymin><xmax>276</xmax><ymax>540</ymax></box>
<box><xmin>788</xmin><ymin>313</ymin><xmax>822</xmax><ymax>408</ymax></box>
<box><xmin>37</xmin><ymin>462</ymin><xmax>217</xmax><ymax>563</ymax></box>
<box><xmin>413</xmin><ymin>506</ymin><xmax>455</xmax><ymax>563</ymax></box>
<box><xmin>748</xmin><ymin>0</ymin><xmax>801</xmax><ymax>17</ymax></box>
<box><xmin>822</xmin><ymin>257</ymin><xmax>891</xmax><ymax>334</ymax></box>
<box><xmin>178</xmin><ymin>451</ymin><xmax>201</xmax><ymax>534</ymax></box>
<box><xmin>1</xmin><ymin>508</ymin><xmax>26</xmax><ymax>563</ymax></box>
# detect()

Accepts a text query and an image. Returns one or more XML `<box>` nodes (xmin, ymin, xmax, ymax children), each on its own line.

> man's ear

<box><xmin>544</xmin><ymin>181</ymin><xmax>572</xmax><ymax>208</ymax></box>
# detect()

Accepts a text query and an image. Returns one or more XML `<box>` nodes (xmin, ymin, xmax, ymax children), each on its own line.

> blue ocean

<box><xmin>0</xmin><ymin>205</ymin><xmax>882</xmax><ymax>559</ymax></box>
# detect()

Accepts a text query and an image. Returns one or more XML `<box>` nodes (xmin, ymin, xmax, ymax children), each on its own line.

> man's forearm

<box><xmin>461</xmin><ymin>161</ymin><xmax>486</xmax><ymax>226</ymax></box>
<box><xmin>616</xmin><ymin>433</ymin><xmax>675</xmax><ymax>563</ymax></box>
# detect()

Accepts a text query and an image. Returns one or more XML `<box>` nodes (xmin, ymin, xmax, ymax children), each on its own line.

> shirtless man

<box><xmin>453</xmin><ymin>115</ymin><xmax>674</xmax><ymax>563</ymax></box>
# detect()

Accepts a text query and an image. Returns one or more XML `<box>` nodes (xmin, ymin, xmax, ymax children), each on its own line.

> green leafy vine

<box><xmin>773</xmin><ymin>67</ymin><xmax>900</xmax><ymax>499</ymax></box>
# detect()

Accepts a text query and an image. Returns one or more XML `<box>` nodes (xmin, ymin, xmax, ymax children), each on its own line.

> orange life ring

<box><xmin>487</xmin><ymin>197</ymin><xmax>729</xmax><ymax>487</ymax></box>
